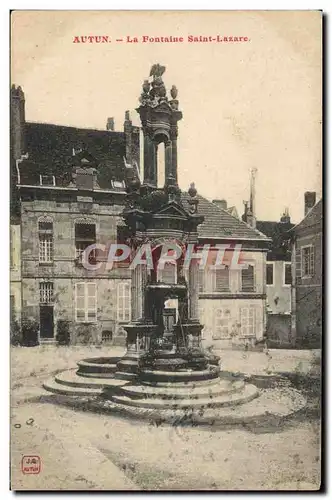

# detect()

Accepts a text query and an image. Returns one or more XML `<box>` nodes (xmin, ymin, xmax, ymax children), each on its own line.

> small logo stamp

<box><xmin>21</xmin><ymin>455</ymin><xmax>41</xmax><ymax>474</ymax></box>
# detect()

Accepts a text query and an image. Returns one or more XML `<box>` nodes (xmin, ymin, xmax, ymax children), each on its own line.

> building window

<box><xmin>75</xmin><ymin>222</ymin><xmax>96</xmax><ymax>259</ymax></box>
<box><xmin>241</xmin><ymin>265</ymin><xmax>255</xmax><ymax>292</ymax></box>
<box><xmin>117</xmin><ymin>282</ymin><xmax>131</xmax><ymax>322</ymax></box>
<box><xmin>39</xmin><ymin>282</ymin><xmax>54</xmax><ymax>304</ymax></box>
<box><xmin>10</xmin><ymin>295</ymin><xmax>15</xmax><ymax>322</ymax></box>
<box><xmin>301</xmin><ymin>245</ymin><xmax>314</xmax><ymax>278</ymax></box>
<box><xmin>39</xmin><ymin>174</ymin><xmax>56</xmax><ymax>186</ymax></box>
<box><xmin>157</xmin><ymin>263</ymin><xmax>177</xmax><ymax>284</ymax></box>
<box><xmin>213</xmin><ymin>308</ymin><xmax>231</xmax><ymax>339</ymax></box>
<box><xmin>102</xmin><ymin>330</ymin><xmax>113</xmax><ymax>343</ymax></box>
<box><xmin>284</xmin><ymin>263</ymin><xmax>292</xmax><ymax>286</ymax></box>
<box><xmin>240</xmin><ymin>307</ymin><xmax>255</xmax><ymax>337</ymax></box>
<box><xmin>10</xmin><ymin>228</ymin><xmax>13</xmax><ymax>270</ymax></box>
<box><xmin>266</xmin><ymin>263</ymin><xmax>274</xmax><ymax>286</ymax></box>
<box><xmin>111</xmin><ymin>180</ymin><xmax>126</xmax><ymax>190</ymax></box>
<box><xmin>198</xmin><ymin>269</ymin><xmax>204</xmax><ymax>292</ymax></box>
<box><xmin>213</xmin><ymin>267</ymin><xmax>230</xmax><ymax>292</ymax></box>
<box><xmin>75</xmin><ymin>282</ymin><xmax>97</xmax><ymax>322</ymax></box>
<box><xmin>38</xmin><ymin>217</ymin><xmax>53</xmax><ymax>263</ymax></box>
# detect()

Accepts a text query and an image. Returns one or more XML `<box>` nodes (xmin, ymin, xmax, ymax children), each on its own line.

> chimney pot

<box><xmin>106</xmin><ymin>117</ymin><xmax>115</xmax><ymax>131</ymax></box>
<box><xmin>304</xmin><ymin>191</ymin><xmax>316</xmax><ymax>216</ymax></box>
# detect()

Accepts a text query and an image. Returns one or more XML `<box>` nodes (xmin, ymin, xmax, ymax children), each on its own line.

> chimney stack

<box><xmin>280</xmin><ymin>207</ymin><xmax>291</xmax><ymax>224</ymax></box>
<box><xmin>106</xmin><ymin>117</ymin><xmax>115</xmax><ymax>131</ymax></box>
<box><xmin>248</xmin><ymin>168</ymin><xmax>257</xmax><ymax>229</ymax></box>
<box><xmin>304</xmin><ymin>191</ymin><xmax>316</xmax><ymax>216</ymax></box>
<box><xmin>10</xmin><ymin>85</ymin><xmax>26</xmax><ymax>160</ymax></box>
<box><xmin>212</xmin><ymin>199</ymin><xmax>227</xmax><ymax>211</ymax></box>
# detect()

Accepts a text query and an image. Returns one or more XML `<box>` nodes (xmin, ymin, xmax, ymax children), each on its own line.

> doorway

<box><xmin>40</xmin><ymin>305</ymin><xmax>54</xmax><ymax>339</ymax></box>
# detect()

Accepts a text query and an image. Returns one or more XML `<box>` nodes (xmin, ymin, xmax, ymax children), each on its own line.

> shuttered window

<box><xmin>241</xmin><ymin>265</ymin><xmax>255</xmax><ymax>292</ymax></box>
<box><xmin>284</xmin><ymin>263</ymin><xmax>292</xmax><ymax>285</ymax></box>
<box><xmin>266</xmin><ymin>263</ymin><xmax>274</xmax><ymax>285</ymax></box>
<box><xmin>214</xmin><ymin>268</ymin><xmax>230</xmax><ymax>292</ymax></box>
<box><xmin>117</xmin><ymin>282</ymin><xmax>131</xmax><ymax>322</ymax></box>
<box><xmin>213</xmin><ymin>308</ymin><xmax>231</xmax><ymax>339</ymax></box>
<box><xmin>301</xmin><ymin>245</ymin><xmax>314</xmax><ymax>278</ymax></box>
<box><xmin>75</xmin><ymin>282</ymin><xmax>97</xmax><ymax>322</ymax></box>
<box><xmin>240</xmin><ymin>307</ymin><xmax>255</xmax><ymax>337</ymax></box>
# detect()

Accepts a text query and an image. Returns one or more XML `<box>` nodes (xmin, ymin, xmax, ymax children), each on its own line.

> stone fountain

<box><xmin>44</xmin><ymin>65</ymin><xmax>306</xmax><ymax>427</ymax></box>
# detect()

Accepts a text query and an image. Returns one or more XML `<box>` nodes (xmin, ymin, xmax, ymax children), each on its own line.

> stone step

<box><xmin>77</xmin><ymin>371</ymin><xmax>118</xmax><ymax>379</ymax></box>
<box><xmin>77</xmin><ymin>359</ymin><xmax>119</xmax><ymax>374</ymax></box>
<box><xmin>54</xmin><ymin>369</ymin><xmax>129</xmax><ymax>390</ymax></box>
<box><xmin>43</xmin><ymin>378</ymin><xmax>102</xmax><ymax>397</ymax></box>
<box><xmin>141</xmin><ymin>377</ymin><xmax>221</xmax><ymax>388</ymax></box>
<box><xmin>113</xmin><ymin>371</ymin><xmax>138</xmax><ymax>381</ymax></box>
<box><xmin>120</xmin><ymin>379</ymin><xmax>245</xmax><ymax>400</ymax></box>
<box><xmin>111</xmin><ymin>384</ymin><xmax>259</xmax><ymax>410</ymax></box>
<box><xmin>95</xmin><ymin>387</ymin><xmax>306</xmax><ymax>426</ymax></box>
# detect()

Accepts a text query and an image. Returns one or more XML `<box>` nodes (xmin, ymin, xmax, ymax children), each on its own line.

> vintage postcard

<box><xmin>10</xmin><ymin>10</ymin><xmax>322</xmax><ymax>491</ymax></box>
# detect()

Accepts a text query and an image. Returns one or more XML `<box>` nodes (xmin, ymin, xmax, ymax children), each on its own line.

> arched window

<box><xmin>156</xmin><ymin>142</ymin><xmax>165</xmax><ymax>188</ymax></box>
<box><xmin>157</xmin><ymin>262</ymin><xmax>177</xmax><ymax>284</ymax></box>
<box><xmin>38</xmin><ymin>216</ymin><xmax>53</xmax><ymax>263</ymax></box>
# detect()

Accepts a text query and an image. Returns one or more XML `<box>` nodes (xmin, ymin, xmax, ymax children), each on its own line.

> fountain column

<box><xmin>188</xmin><ymin>258</ymin><xmax>200</xmax><ymax>322</ymax></box>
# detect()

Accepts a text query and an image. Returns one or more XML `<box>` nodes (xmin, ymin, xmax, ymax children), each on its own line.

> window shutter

<box><xmin>215</xmin><ymin>268</ymin><xmax>230</xmax><ymax>292</ymax></box>
<box><xmin>295</xmin><ymin>247</ymin><xmax>302</xmax><ymax>282</ymax></box>
<box><xmin>241</xmin><ymin>265</ymin><xmax>255</xmax><ymax>291</ymax></box>
<box><xmin>266</xmin><ymin>263</ymin><xmax>274</xmax><ymax>285</ymax></box>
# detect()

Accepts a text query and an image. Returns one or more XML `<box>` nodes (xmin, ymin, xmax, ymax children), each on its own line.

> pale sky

<box><xmin>11</xmin><ymin>10</ymin><xmax>322</xmax><ymax>223</ymax></box>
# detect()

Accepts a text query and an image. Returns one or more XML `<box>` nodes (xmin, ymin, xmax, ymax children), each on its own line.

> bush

<box><xmin>10</xmin><ymin>319</ymin><xmax>22</xmax><ymax>346</ymax></box>
<box><xmin>76</xmin><ymin>325</ymin><xmax>94</xmax><ymax>345</ymax></box>
<box><xmin>56</xmin><ymin>320</ymin><xmax>71</xmax><ymax>345</ymax></box>
<box><xmin>21</xmin><ymin>319</ymin><xmax>39</xmax><ymax>347</ymax></box>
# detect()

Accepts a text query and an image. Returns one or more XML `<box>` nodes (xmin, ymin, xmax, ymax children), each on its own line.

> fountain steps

<box><xmin>110</xmin><ymin>384</ymin><xmax>259</xmax><ymax>410</ymax></box>
<box><xmin>113</xmin><ymin>379</ymin><xmax>245</xmax><ymax>400</ymax></box>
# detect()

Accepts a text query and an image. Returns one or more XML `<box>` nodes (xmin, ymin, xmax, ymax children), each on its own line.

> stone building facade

<box><xmin>11</xmin><ymin>85</ymin><xmax>271</xmax><ymax>348</ymax></box>
<box><xmin>256</xmin><ymin>213</ymin><xmax>294</xmax><ymax>347</ymax></box>
<box><xmin>11</xmin><ymin>85</ymin><xmax>138</xmax><ymax>345</ymax></box>
<box><xmin>290</xmin><ymin>192</ymin><xmax>322</xmax><ymax>348</ymax></box>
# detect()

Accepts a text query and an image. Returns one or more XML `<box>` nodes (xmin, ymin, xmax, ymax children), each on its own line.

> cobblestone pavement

<box><xmin>10</xmin><ymin>346</ymin><xmax>321</xmax><ymax>491</ymax></box>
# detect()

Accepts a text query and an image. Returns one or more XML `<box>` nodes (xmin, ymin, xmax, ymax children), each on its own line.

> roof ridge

<box><xmin>196</xmin><ymin>194</ymin><xmax>270</xmax><ymax>241</ymax></box>
<box><xmin>291</xmin><ymin>198</ymin><xmax>322</xmax><ymax>231</ymax></box>
<box><xmin>26</xmin><ymin>121</ymin><xmax>119</xmax><ymax>134</ymax></box>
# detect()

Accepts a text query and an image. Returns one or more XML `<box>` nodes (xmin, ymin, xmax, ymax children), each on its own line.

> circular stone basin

<box><xmin>81</xmin><ymin>357</ymin><xmax>122</xmax><ymax>365</ymax></box>
<box><xmin>143</xmin><ymin>358</ymin><xmax>188</xmax><ymax>371</ymax></box>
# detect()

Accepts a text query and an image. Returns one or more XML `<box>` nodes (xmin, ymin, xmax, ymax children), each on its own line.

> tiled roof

<box><xmin>19</xmin><ymin>122</ymin><xmax>126</xmax><ymax>189</ymax></box>
<box><xmin>292</xmin><ymin>199</ymin><xmax>322</xmax><ymax>233</ymax></box>
<box><xmin>181</xmin><ymin>193</ymin><xmax>270</xmax><ymax>242</ymax></box>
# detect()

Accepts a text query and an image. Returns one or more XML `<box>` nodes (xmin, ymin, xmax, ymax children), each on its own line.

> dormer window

<box><xmin>76</xmin><ymin>170</ymin><xmax>94</xmax><ymax>190</ymax></box>
<box><xmin>39</xmin><ymin>175</ymin><xmax>56</xmax><ymax>186</ymax></box>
